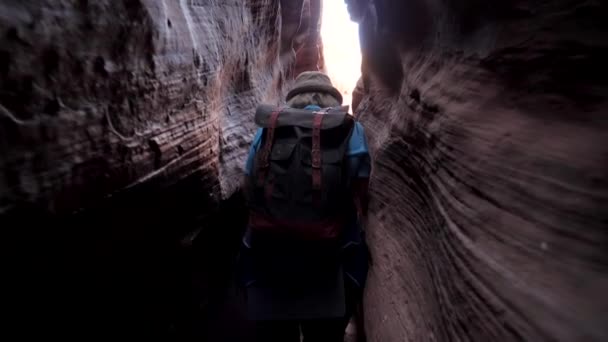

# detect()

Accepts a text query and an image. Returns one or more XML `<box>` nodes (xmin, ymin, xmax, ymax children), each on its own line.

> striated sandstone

<box><xmin>0</xmin><ymin>0</ymin><xmax>321</xmax><ymax>339</ymax></box>
<box><xmin>0</xmin><ymin>0</ymin><xmax>324</xmax><ymax>215</ymax></box>
<box><xmin>293</xmin><ymin>0</ymin><xmax>324</xmax><ymax>75</ymax></box>
<box><xmin>349</xmin><ymin>0</ymin><xmax>608</xmax><ymax>341</ymax></box>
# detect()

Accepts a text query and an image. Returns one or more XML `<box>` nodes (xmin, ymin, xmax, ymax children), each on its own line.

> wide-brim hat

<box><xmin>286</xmin><ymin>71</ymin><xmax>343</xmax><ymax>105</ymax></box>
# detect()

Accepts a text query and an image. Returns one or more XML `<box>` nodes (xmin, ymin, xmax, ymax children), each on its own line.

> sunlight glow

<box><xmin>321</xmin><ymin>1</ymin><xmax>361</xmax><ymax>109</ymax></box>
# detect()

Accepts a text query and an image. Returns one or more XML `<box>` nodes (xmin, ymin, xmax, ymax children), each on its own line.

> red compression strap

<box><xmin>312</xmin><ymin>112</ymin><xmax>324</xmax><ymax>196</ymax></box>
<box><xmin>257</xmin><ymin>108</ymin><xmax>281</xmax><ymax>185</ymax></box>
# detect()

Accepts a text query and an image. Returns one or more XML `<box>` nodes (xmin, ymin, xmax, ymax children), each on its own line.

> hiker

<box><xmin>238</xmin><ymin>71</ymin><xmax>371</xmax><ymax>342</ymax></box>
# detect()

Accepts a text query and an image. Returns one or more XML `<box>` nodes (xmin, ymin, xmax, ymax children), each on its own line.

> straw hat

<box><xmin>285</xmin><ymin>71</ymin><xmax>343</xmax><ymax>105</ymax></box>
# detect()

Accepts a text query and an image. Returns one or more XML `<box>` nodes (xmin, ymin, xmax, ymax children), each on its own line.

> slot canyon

<box><xmin>0</xmin><ymin>0</ymin><xmax>607</xmax><ymax>341</ymax></box>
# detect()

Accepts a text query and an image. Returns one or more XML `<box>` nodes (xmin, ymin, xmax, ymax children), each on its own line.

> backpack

<box><xmin>247</xmin><ymin>104</ymin><xmax>356</xmax><ymax>241</ymax></box>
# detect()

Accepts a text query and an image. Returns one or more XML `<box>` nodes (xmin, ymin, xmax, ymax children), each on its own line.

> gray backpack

<box><xmin>247</xmin><ymin>104</ymin><xmax>355</xmax><ymax>241</ymax></box>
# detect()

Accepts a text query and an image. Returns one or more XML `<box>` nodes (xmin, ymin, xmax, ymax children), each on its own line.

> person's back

<box><xmin>239</xmin><ymin>71</ymin><xmax>371</xmax><ymax>342</ymax></box>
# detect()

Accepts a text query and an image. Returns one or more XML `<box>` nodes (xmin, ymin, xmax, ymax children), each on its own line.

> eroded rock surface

<box><xmin>0</xmin><ymin>0</ymin><xmax>314</xmax><ymax>213</ymax></box>
<box><xmin>293</xmin><ymin>0</ymin><xmax>324</xmax><ymax>75</ymax></box>
<box><xmin>0</xmin><ymin>0</ymin><xmax>321</xmax><ymax>339</ymax></box>
<box><xmin>349</xmin><ymin>0</ymin><xmax>608</xmax><ymax>341</ymax></box>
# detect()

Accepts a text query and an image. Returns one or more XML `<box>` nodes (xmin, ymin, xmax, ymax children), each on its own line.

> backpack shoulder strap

<box><xmin>256</xmin><ymin>107</ymin><xmax>284</xmax><ymax>185</ymax></box>
<box><xmin>311</xmin><ymin>109</ymin><xmax>330</xmax><ymax>203</ymax></box>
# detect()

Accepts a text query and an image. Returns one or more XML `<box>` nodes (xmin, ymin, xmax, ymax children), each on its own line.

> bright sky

<box><xmin>321</xmin><ymin>1</ymin><xmax>361</xmax><ymax>109</ymax></box>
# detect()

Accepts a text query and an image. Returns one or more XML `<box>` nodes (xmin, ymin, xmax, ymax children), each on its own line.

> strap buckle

<box><xmin>311</xmin><ymin>149</ymin><xmax>321</xmax><ymax>168</ymax></box>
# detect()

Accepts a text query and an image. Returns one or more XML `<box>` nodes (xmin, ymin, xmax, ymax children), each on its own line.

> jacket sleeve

<box><xmin>348</xmin><ymin>122</ymin><xmax>371</xmax><ymax>219</ymax></box>
<box><xmin>244</xmin><ymin>128</ymin><xmax>264</xmax><ymax>176</ymax></box>
<box><xmin>244</xmin><ymin>128</ymin><xmax>263</xmax><ymax>203</ymax></box>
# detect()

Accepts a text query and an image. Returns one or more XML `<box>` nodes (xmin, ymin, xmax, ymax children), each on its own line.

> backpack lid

<box><xmin>255</xmin><ymin>104</ymin><xmax>352</xmax><ymax>130</ymax></box>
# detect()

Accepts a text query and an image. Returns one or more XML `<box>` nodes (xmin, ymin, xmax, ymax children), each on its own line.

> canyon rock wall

<box><xmin>350</xmin><ymin>0</ymin><xmax>608</xmax><ymax>341</ymax></box>
<box><xmin>0</xmin><ymin>0</ymin><xmax>321</xmax><ymax>339</ymax></box>
<box><xmin>0</xmin><ymin>0</ymin><xmax>321</xmax><ymax>214</ymax></box>
<box><xmin>293</xmin><ymin>0</ymin><xmax>324</xmax><ymax>75</ymax></box>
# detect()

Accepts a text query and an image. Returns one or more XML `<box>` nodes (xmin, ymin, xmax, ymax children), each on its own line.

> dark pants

<box><xmin>253</xmin><ymin>278</ymin><xmax>359</xmax><ymax>342</ymax></box>
<box><xmin>240</xmin><ymin>229</ymin><xmax>368</xmax><ymax>342</ymax></box>
<box><xmin>255</xmin><ymin>316</ymin><xmax>350</xmax><ymax>342</ymax></box>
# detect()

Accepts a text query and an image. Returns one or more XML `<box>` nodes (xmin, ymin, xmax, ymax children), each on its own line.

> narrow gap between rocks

<box><xmin>321</xmin><ymin>1</ymin><xmax>361</xmax><ymax>110</ymax></box>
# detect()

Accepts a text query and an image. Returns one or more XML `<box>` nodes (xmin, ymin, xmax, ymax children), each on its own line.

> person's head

<box><xmin>286</xmin><ymin>71</ymin><xmax>343</xmax><ymax>109</ymax></box>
